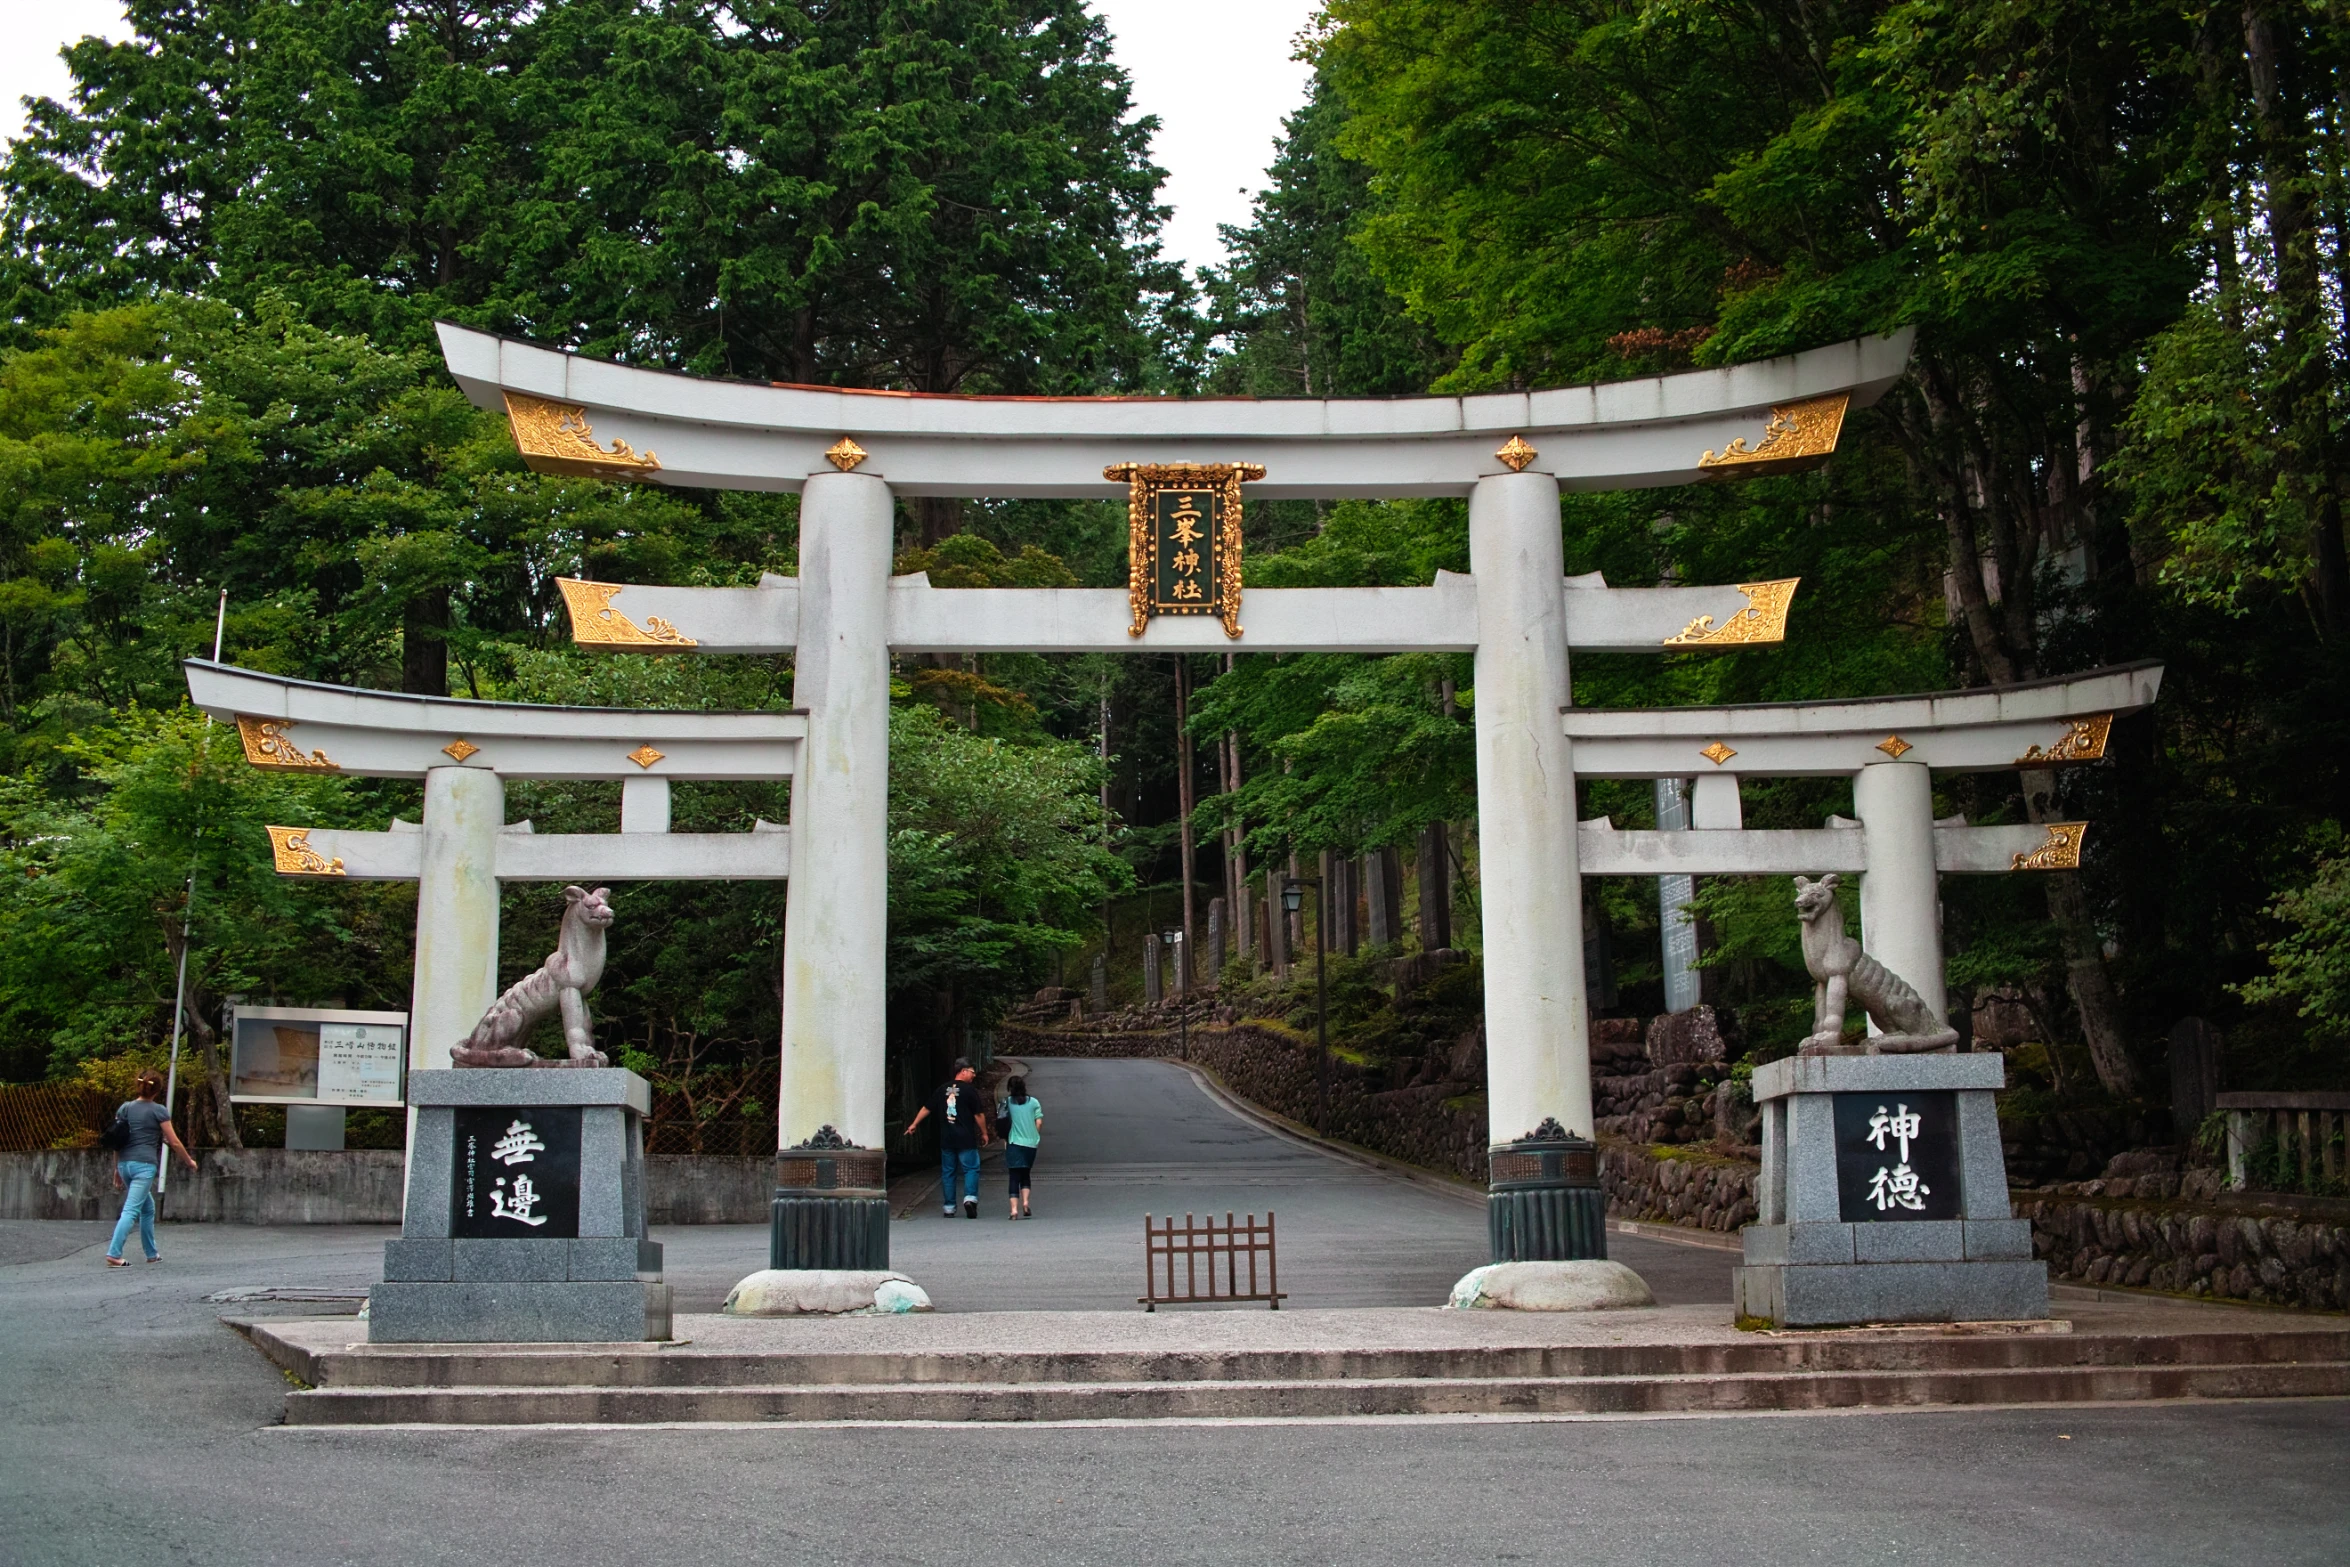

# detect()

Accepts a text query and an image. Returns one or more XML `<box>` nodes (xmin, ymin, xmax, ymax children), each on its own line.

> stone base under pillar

<box><xmin>770</xmin><ymin>1190</ymin><xmax>889</xmax><ymax>1271</ymax></box>
<box><xmin>368</xmin><ymin>1280</ymin><xmax>673</xmax><ymax>1343</ymax></box>
<box><xmin>1448</xmin><ymin>1260</ymin><xmax>1653</xmax><ymax>1311</ymax></box>
<box><xmin>1733</xmin><ymin>1259</ymin><xmax>2050</xmax><ymax>1327</ymax></box>
<box><xmin>723</xmin><ymin>1269</ymin><xmax>932</xmax><ymax>1316</ymax></box>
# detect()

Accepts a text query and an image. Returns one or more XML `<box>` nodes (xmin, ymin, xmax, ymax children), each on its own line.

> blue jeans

<box><xmin>939</xmin><ymin>1146</ymin><xmax>981</xmax><ymax>1209</ymax></box>
<box><xmin>109</xmin><ymin>1161</ymin><xmax>159</xmax><ymax>1260</ymax></box>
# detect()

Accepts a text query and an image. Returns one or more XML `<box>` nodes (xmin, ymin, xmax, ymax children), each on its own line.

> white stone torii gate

<box><xmin>182</xmin><ymin>663</ymin><xmax>800</xmax><ymax>1108</ymax></box>
<box><xmin>203</xmin><ymin>321</ymin><xmax>2156</xmax><ymax>1273</ymax></box>
<box><xmin>1568</xmin><ymin>662</ymin><xmax>2163</xmax><ymax>1029</ymax></box>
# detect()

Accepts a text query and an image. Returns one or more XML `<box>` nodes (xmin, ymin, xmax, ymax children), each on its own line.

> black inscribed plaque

<box><xmin>1834</xmin><ymin>1090</ymin><xmax>1960</xmax><ymax>1222</ymax></box>
<box><xmin>451</xmin><ymin>1105</ymin><xmax>582</xmax><ymax>1238</ymax></box>
<box><xmin>1150</xmin><ymin>487</ymin><xmax>1220</xmax><ymax>614</ymax></box>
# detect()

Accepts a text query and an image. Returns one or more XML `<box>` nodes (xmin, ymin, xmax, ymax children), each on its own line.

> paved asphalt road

<box><xmin>2</xmin><ymin>1056</ymin><xmax>2344</xmax><ymax>1565</ymax></box>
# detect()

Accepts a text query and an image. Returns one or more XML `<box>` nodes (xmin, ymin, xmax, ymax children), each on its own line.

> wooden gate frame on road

<box><xmin>1143</xmin><ymin>1210</ymin><xmax>1284</xmax><ymax>1311</ymax></box>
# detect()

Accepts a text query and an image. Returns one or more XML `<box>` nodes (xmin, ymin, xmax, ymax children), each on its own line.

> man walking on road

<box><xmin>905</xmin><ymin>1058</ymin><xmax>990</xmax><ymax>1219</ymax></box>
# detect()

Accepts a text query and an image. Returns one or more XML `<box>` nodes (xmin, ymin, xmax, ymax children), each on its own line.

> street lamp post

<box><xmin>1281</xmin><ymin>877</ymin><xmax>1328</xmax><ymax>1134</ymax></box>
<box><xmin>1161</xmin><ymin>929</ymin><xmax>1187</xmax><ymax>1060</ymax></box>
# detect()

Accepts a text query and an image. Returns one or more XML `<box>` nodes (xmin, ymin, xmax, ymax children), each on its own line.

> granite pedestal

<box><xmin>1733</xmin><ymin>1053</ymin><xmax>2047</xmax><ymax>1327</ymax></box>
<box><xmin>370</xmin><ymin>1068</ymin><xmax>672</xmax><ymax>1343</ymax></box>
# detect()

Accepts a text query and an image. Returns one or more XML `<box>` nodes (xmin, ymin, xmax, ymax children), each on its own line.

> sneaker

<box><xmin>963</xmin><ymin>1197</ymin><xmax>978</xmax><ymax>1218</ymax></box>
<box><xmin>942</xmin><ymin>1207</ymin><xmax>955</xmax><ymax>1218</ymax></box>
<box><xmin>146</xmin><ymin>1255</ymin><xmax>162</xmax><ymax>1264</ymax></box>
<box><xmin>105</xmin><ymin>1256</ymin><xmax>126</xmax><ymax>1268</ymax></box>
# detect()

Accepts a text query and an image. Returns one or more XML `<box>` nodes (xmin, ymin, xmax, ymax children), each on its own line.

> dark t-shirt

<box><xmin>928</xmin><ymin>1080</ymin><xmax>989</xmax><ymax>1151</ymax></box>
<box><xmin>116</xmin><ymin>1099</ymin><xmax>171</xmax><ymax>1165</ymax></box>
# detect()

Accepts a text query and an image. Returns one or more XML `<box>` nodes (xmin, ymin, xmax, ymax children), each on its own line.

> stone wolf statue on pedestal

<box><xmin>1793</xmin><ymin>874</ymin><xmax>1957</xmax><ymax>1055</ymax></box>
<box><xmin>451</xmin><ymin>885</ymin><xmax>614</xmax><ymax>1068</ymax></box>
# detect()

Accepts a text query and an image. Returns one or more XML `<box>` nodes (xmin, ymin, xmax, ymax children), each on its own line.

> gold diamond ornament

<box><xmin>1699</xmin><ymin>741</ymin><xmax>1737</xmax><ymax>766</ymax></box>
<box><xmin>627</xmin><ymin>745</ymin><xmax>665</xmax><ymax>770</ymax></box>
<box><xmin>1495</xmin><ymin>435</ymin><xmax>1538</xmax><ymax>473</ymax></box>
<box><xmin>441</xmin><ymin>738</ymin><xmax>480</xmax><ymax>763</ymax></box>
<box><xmin>825</xmin><ymin>437</ymin><xmax>869</xmax><ymax>472</ymax></box>
<box><xmin>1876</xmin><ymin>734</ymin><xmax>1913</xmax><ymax>760</ymax></box>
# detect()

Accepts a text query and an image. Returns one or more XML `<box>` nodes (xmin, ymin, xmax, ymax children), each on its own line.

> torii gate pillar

<box><xmin>1470</xmin><ymin>471</ymin><xmax>1604</xmax><ymax>1260</ymax></box>
<box><xmin>407</xmin><ymin>765</ymin><xmax>504</xmax><ymax>1180</ymax></box>
<box><xmin>1854</xmin><ymin>759</ymin><xmax>1947</xmax><ymax>1027</ymax></box>
<box><xmin>774</xmin><ymin>471</ymin><xmax>894</xmax><ymax>1268</ymax></box>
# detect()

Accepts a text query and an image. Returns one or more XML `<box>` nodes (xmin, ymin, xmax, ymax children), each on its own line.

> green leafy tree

<box><xmin>0</xmin><ymin>298</ymin><xmax>765</xmax><ymax>719</ymax></box>
<box><xmin>1306</xmin><ymin>0</ymin><xmax>2350</xmax><ymax>1096</ymax></box>
<box><xmin>2238</xmin><ymin>831</ymin><xmax>2350</xmax><ymax>1041</ymax></box>
<box><xmin>886</xmin><ymin>702</ymin><xmax>1132</xmax><ymax>1078</ymax></box>
<box><xmin>0</xmin><ymin>706</ymin><xmax>408</xmax><ymax>1131</ymax></box>
<box><xmin>4</xmin><ymin>1</ymin><xmax>1186</xmax><ymax>386</ymax></box>
<box><xmin>1203</xmin><ymin>78</ymin><xmax>1446</xmax><ymax>400</ymax></box>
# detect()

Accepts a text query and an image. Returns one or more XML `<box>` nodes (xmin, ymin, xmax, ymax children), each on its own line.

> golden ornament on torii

<box><xmin>1108</xmin><ymin>462</ymin><xmax>1263</xmax><ymax>639</ymax></box>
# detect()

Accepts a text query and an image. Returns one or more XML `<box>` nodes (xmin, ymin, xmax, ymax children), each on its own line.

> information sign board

<box><xmin>229</xmin><ymin>1007</ymin><xmax>408</xmax><ymax>1107</ymax></box>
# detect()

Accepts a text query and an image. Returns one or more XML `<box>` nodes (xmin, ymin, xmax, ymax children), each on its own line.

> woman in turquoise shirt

<box><xmin>1001</xmin><ymin>1075</ymin><xmax>1043</xmax><ymax>1219</ymax></box>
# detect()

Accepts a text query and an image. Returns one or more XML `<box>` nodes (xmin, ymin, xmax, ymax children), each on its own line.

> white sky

<box><xmin>0</xmin><ymin>1</ymin><xmax>1316</xmax><ymax>280</ymax></box>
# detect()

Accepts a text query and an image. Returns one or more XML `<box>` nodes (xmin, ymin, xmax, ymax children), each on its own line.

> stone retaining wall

<box><xmin>1</xmin><ymin>1149</ymin><xmax>779</xmax><ymax>1225</ymax></box>
<box><xmin>1</xmin><ymin>1148</ymin><xmax>410</xmax><ymax>1223</ymax></box>
<box><xmin>1602</xmin><ymin>1143</ymin><xmax>1761</xmax><ymax>1233</ymax></box>
<box><xmin>2015</xmin><ymin>1185</ymin><xmax>2350</xmax><ymax>1310</ymax></box>
<box><xmin>644</xmin><ymin>1157</ymin><xmax>774</xmax><ymax>1226</ymax></box>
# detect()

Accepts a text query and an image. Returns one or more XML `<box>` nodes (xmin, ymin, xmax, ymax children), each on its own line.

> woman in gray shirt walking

<box><xmin>106</xmin><ymin>1071</ymin><xmax>196</xmax><ymax>1266</ymax></box>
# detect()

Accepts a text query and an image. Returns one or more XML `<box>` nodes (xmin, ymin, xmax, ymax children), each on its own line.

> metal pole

<box><xmin>1315</xmin><ymin>880</ymin><xmax>1329</xmax><ymax>1136</ymax></box>
<box><xmin>158</xmin><ymin>589</ymin><xmax>227</xmax><ymax>1197</ymax></box>
<box><xmin>1179</xmin><ymin>936</ymin><xmax>1190</xmax><ymax>1062</ymax></box>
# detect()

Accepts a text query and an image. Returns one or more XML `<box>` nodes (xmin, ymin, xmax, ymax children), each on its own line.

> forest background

<box><xmin>0</xmin><ymin>0</ymin><xmax>2343</xmax><ymax>1158</ymax></box>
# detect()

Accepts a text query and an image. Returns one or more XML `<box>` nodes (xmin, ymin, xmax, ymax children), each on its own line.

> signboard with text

<box><xmin>1833</xmin><ymin>1090</ymin><xmax>1961</xmax><ymax>1222</ymax></box>
<box><xmin>450</xmin><ymin>1106</ymin><xmax>583</xmax><ymax>1238</ymax></box>
<box><xmin>228</xmin><ymin>1006</ymin><xmax>408</xmax><ymax>1107</ymax></box>
<box><xmin>1112</xmin><ymin>461</ymin><xmax>1263</xmax><ymax>640</ymax></box>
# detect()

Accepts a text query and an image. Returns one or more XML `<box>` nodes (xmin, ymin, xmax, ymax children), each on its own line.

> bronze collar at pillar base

<box><xmin>774</xmin><ymin>1148</ymin><xmax>887</xmax><ymax>1196</ymax></box>
<box><xmin>1487</xmin><ymin>1123</ymin><xmax>1599</xmax><ymax>1192</ymax></box>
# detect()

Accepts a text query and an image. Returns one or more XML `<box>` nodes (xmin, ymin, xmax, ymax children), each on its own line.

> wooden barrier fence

<box><xmin>2221</xmin><ymin>1092</ymin><xmax>2350</xmax><ymax>1194</ymax></box>
<box><xmin>1141</xmin><ymin>1210</ymin><xmax>1284</xmax><ymax>1311</ymax></box>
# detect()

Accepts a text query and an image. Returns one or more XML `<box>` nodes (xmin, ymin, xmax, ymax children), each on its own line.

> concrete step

<box><xmin>282</xmin><ymin>1359</ymin><xmax>2350</xmax><ymax>1425</ymax></box>
<box><xmin>269</xmin><ymin>1326</ymin><xmax>2350</xmax><ymax>1391</ymax></box>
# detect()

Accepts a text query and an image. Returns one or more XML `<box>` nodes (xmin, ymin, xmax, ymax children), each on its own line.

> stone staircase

<box><xmin>242</xmin><ymin>1308</ymin><xmax>2350</xmax><ymax>1426</ymax></box>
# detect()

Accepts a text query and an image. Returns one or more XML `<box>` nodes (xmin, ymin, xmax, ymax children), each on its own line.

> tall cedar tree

<box><xmin>1317</xmin><ymin>0</ymin><xmax>2350</xmax><ymax>1095</ymax></box>
<box><xmin>2</xmin><ymin>1</ymin><xmax>1184</xmax><ymax>548</ymax></box>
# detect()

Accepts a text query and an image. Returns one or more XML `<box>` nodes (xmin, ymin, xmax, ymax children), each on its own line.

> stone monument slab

<box><xmin>1734</xmin><ymin>1052</ymin><xmax>2048</xmax><ymax>1326</ymax></box>
<box><xmin>369</xmin><ymin>1068</ymin><xmax>670</xmax><ymax>1342</ymax></box>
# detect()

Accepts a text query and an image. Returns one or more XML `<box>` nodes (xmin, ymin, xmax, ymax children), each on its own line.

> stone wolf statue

<box><xmin>1793</xmin><ymin>874</ymin><xmax>1957</xmax><ymax>1055</ymax></box>
<box><xmin>450</xmin><ymin>885</ymin><xmax>614</xmax><ymax>1068</ymax></box>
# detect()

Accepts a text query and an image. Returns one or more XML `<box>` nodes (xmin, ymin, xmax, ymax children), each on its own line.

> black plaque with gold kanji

<box><xmin>1150</xmin><ymin>487</ymin><xmax>1219</xmax><ymax>615</ymax></box>
<box><xmin>1111</xmin><ymin>461</ymin><xmax>1263</xmax><ymax>639</ymax></box>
